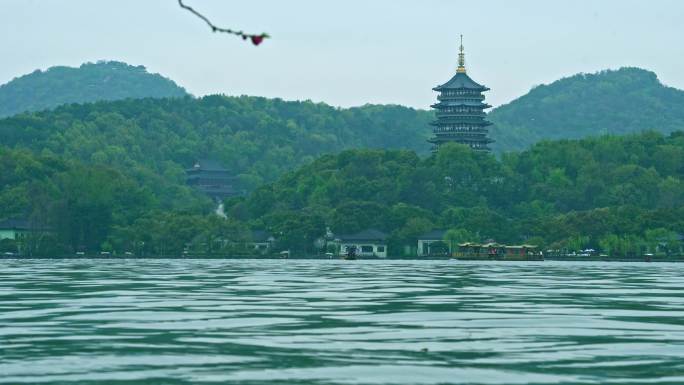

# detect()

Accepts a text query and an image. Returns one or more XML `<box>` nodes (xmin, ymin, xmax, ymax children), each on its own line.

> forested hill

<box><xmin>0</xmin><ymin>61</ymin><xmax>188</xmax><ymax>117</ymax></box>
<box><xmin>0</xmin><ymin>95</ymin><xmax>433</xmax><ymax>193</ymax></box>
<box><xmin>236</xmin><ymin>131</ymin><xmax>684</xmax><ymax>256</ymax></box>
<box><xmin>4</xmin><ymin>62</ymin><xmax>683</xmax><ymax>156</ymax></box>
<box><xmin>3</xmin><ymin>130</ymin><xmax>684</xmax><ymax>256</ymax></box>
<box><xmin>488</xmin><ymin>67</ymin><xmax>684</xmax><ymax>152</ymax></box>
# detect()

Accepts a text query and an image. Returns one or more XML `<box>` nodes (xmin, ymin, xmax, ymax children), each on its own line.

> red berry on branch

<box><xmin>251</xmin><ymin>35</ymin><xmax>264</xmax><ymax>46</ymax></box>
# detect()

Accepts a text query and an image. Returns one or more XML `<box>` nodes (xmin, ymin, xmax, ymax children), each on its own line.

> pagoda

<box><xmin>185</xmin><ymin>159</ymin><xmax>240</xmax><ymax>200</ymax></box>
<box><xmin>429</xmin><ymin>36</ymin><xmax>494</xmax><ymax>151</ymax></box>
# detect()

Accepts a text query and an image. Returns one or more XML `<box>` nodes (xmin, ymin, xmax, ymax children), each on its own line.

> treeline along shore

<box><xmin>3</xmin><ymin>130</ymin><xmax>684</xmax><ymax>259</ymax></box>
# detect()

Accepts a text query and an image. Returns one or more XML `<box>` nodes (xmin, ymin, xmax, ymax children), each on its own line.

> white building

<box><xmin>335</xmin><ymin>229</ymin><xmax>388</xmax><ymax>258</ymax></box>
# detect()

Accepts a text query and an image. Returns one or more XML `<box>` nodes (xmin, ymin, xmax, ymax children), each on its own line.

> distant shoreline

<box><xmin>3</xmin><ymin>256</ymin><xmax>684</xmax><ymax>263</ymax></box>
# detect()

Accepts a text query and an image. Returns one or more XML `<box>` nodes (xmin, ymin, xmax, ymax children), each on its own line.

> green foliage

<box><xmin>0</xmin><ymin>61</ymin><xmax>188</xmax><ymax>117</ymax></box>
<box><xmin>489</xmin><ymin>67</ymin><xmax>684</xmax><ymax>152</ymax></box>
<box><xmin>5</xmin><ymin>125</ymin><xmax>684</xmax><ymax>256</ymax></box>
<box><xmin>4</xmin><ymin>63</ymin><xmax>684</xmax><ymax>256</ymax></box>
<box><xmin>262</xmin><ymin>209</ymin><xmax>326</xmax><ymax>254</ymax></box>
<box><xmin>108</xmin><ymin>210</ymin><xmax>253</xmax><ymax>257</ymax></box>
<box><xmin>598</xmin><ymin>234</ymin><xmax>646</xmax><ymax>257</ymax></box>
<box><xmin>392</xmin><ymin>218</ymin><xmax>433</xmax><ymax>246</ymax></box>
<box><xmin>0</xmin><ymin>95</ymin><xmax>432</xmax><ymax>197</ymax></box>
<box><xmin>331</xmin><ymin>201</ymin><xmax>388</xmax><ymax>234</ymax></box>
<box><xmin>5</xmin><ymin>63</ymin><xmax>683</xmax><ymax>165</ymax></box>
<box><xmin>0</xmin><ymin>147</ymin><xmax>250</xmax><ymax>256</ymax></box>
<box><xmin>237</xmin><ymin>132</ymin><xmax>684</xmax><ymax>255</ymax></box>
<box><xmin>444</xmin><ymin>229</ymin><xmax>476</xmax><ymax>245</ymax></box>
<box><xmin>0</xmin><ymin>147</ymin><xmax>156</xmax><ymax>254</ymax></box>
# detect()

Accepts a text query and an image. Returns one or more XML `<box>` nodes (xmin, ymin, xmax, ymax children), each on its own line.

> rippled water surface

<box><xmin>1</xmin><ymin>260</ymin><xmax>684</xmax><ymax>384</ymax></box>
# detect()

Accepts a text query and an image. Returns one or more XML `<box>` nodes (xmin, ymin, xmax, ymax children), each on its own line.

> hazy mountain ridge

<box><xmin>0</xmin><ymin>61</ymin><xmax>189</xmax><ymax>117</ymax></box>
<box><xmin>488</xmin><ymin>67</ymin><xmax>684</xmax><ymax>152</ymax></box>
<box><xmin>3</xmin><ymin>62</ymin><xmax>683</xmax><ymax>156</ymax></box>
<box><xmin>0</xmin><ymin>95</ymin><xmax>432</xmax><ymax>195</ymax></box>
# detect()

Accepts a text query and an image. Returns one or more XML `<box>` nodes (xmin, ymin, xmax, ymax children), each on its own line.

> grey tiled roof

<box><xmin>0</xmin><ymin>218</ymin><xmax>30</xmax><ymax>230</ymax></box>
<box><xmin>434</xmin><ymin>72</ymin><xmax>489</xmax><ymax>91</ymax></box>
<box><xmin>186</xmin><ymin>159</ymin><xmax>230</xmax><ymax>172</ymax></box>
<box><xmin>336</xmin><ymin>229</ymin><xmax>388</xmax><ymax>242</ymax></box>
<box><xmin>431</xmin><ymin>101</ymin><xmax>491</xmax><ymax>108</ymax></box>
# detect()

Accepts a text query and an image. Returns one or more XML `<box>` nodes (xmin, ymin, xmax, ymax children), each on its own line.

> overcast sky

<box><xmin>1</xmin><ymin>0</ymin><xmax>683</xmax><ymax>108</ymax></box>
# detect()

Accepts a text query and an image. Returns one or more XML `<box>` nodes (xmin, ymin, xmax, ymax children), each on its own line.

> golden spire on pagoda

<box><xmin>456</xmin><ymin>35</ymin><xmax>466</xmax><ymax>73</ymax></box>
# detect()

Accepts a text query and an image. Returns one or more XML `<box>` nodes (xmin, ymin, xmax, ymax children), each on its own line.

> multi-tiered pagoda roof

<box><xmin>186</xmin><ymin>159</ymin><xmax>240</xmax><ymax>200</ymax></box>
<box><xmin>429</xmin><ymin>37</ymin><xmax>494</xmax><ymax>151</ymax></box>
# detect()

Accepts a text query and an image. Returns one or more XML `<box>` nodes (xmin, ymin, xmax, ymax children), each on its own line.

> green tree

<box><xmin>444</xmin><ymin>228</ymin><xmax>476</xmax><ymax>251</ymax></box>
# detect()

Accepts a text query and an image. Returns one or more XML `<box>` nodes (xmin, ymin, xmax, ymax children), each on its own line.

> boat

<box><xmin>455</xmin><ymin>242</ymin><xmax>543</xmax><ymax>261</ymax></box>
<box><xmin>342</xmin><ymin>245</ymin><xmax>357</xmax><ymax>260</ymax></box>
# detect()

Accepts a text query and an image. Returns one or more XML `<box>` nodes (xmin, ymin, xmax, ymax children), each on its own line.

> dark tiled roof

<box><xmin>186</xmin><ymin>159</ymin><xmax>230</xmax><ymax>172</ymax></box>
<box><xmin>434</xmin><ymin>72</ymin><xmax>489</xmax><ymax>91</ymax></box>
<box><xmin>430</xmin><ymin>119</ymin><xmax>493</xmax><ymax>126</ymax></box>
<box><xmin>195</xmin><ymin>185</ymin><xmax>237</xmax><ymax>193</ymax></box>
<box><xmin>336</xmin><ymin>229</ymin><xmax>388</xmax><ymax>242</ymax></box>
<box><xmin>198</xmin><ymin>159</ymin><xmax>228</xmax><ymax>171</ymax></box>
<box><xmin>186</xmin><ymin>174</ymin><xmax>236</xmax><ymax>182</ymax></box>
<box><xmin>431</xmin><ymin>101</ymin><xmax>491</xmax><ymax>108</ymax></box>
<box><xmin>0</xmin><ymin>218</ymin><xmax>30</xmax><ymax>230</ymax></box>
<box><xmin>418</xmin><ymin>229</ymin><xmax>448</xmax><ymax>240</ymax></box>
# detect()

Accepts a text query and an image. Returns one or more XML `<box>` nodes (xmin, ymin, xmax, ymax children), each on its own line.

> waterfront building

<box><xmin>334</xmin><ymin>229</ymin><xmax>388</xmax><ymax>258</ymax></box>
<box><xmin>0</xmin><ymin>218</ymin><xmax>30</xmax><ymax>241</ymax></box>
<box><xmin>429</xmin><ymin>36</ymin><xmax>494</xmax><ymax>151</ymax></box>
<box><xmin>0</xmin><ymin>217</ymin><xmax>53</xmax><ymax>256</ymax></box>
<box><xmin>0</xmin><ymin>217</ymin><xmax>50</xmax><ymax>237</ymax></box>
<box><xmin>417</xmin><ymin>229</ymin><xmax>450</xmax><ymax>256</ymax></box>
<box><xmin>249</xmin><ymin>230</ymin><xmax>276</xmax><ymax>254</ymax></box>
<box><xmin>185</xmin><ymin>159</ymin><xmax>240</xmax><ymax>200</ymax></box>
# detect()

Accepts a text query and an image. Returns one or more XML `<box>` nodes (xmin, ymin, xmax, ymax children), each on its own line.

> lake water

<box><xmin>1</xmin><ymin>260</ymin><xmax>683</xmax><ymax>384</ymax></box>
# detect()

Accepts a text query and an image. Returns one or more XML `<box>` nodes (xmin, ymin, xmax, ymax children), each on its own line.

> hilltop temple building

<box><xmin>429</xmin><ymin>36</ymin><xmax>494</xmax><ymax>151</ymax></box>
<box><xmin>185</xmin><ymin>159</ymin><xmax>240</xmax><ymax>200</ymax></box>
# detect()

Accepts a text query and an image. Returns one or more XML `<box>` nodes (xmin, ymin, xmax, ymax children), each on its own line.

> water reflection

<box><xmin>1</xmin><ymin>260</ymin><xmax>683</xmax><ymax>384</ymax></box>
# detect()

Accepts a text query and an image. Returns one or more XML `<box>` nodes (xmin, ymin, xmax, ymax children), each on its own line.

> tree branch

<box><xmin>178</xmin><ymin>0</ymin><xmax>270</xmax><ymax>45</ymax></box>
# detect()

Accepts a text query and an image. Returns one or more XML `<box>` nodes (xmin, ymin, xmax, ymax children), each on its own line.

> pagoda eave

<box><xmin>431</xmin><ymin>120</ymin><xmax>493</xmax><ymax>126</ymax></box>
<box><xmin>429</xmin><ymin>137</ymin><xmax>489</xmax><ymax>143</ymax></box>
<box><xmin>435</xmin><ymin>113</ymin><xmax>488</xmax><ymax>118</ymax></box>
<box><xmin>433</xmin><ymin>86</ymin><xmax>490</xmax><ymax>92</ymax></box>
<box><xmin>431</xmin><ymin>102</ymin><xmax>491</xmax><ymax>109</ymax></box>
